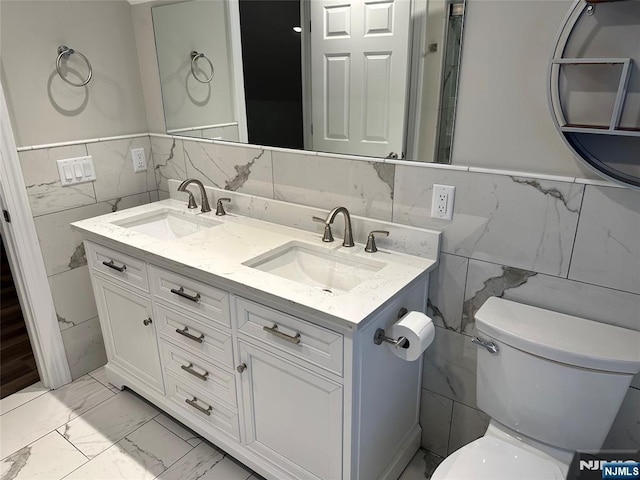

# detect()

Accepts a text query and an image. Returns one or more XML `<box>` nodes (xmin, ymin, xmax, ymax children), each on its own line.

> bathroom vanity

<box><xmin>72</xmin><ymin>196</ymin><xmax>439</xmax><ymax>480</ymax></box>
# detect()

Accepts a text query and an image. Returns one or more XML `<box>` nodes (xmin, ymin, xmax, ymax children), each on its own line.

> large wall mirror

<box><xmin>151</xmin><ymin>0</ymin><xmax>466</xmax><ymax>163</ymax></box>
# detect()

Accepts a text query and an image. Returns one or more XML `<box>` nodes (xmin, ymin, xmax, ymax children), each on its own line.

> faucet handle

<box><xmin>365</xmin><ymin>230</ymin><xmax>389</xmax><ymax>253</ymax></box>
<box><xmin>312</xmin><ymin>216</ymin><xmax>334</xmax><ymax>242</ymax></box>
<box><xmin>184</xmin><ymin>190</ymin><xmax>198</xmax><ymax>209</ymax></box>
<box><xmin>216</xmin><ymin>198</ymin><xmax>231</xmax><ymax>216</ymax></box>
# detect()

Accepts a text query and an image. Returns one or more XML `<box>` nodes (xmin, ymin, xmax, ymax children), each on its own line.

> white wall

<box><xmin>0</xmin><ymin>0</ymin><xmax>156</xmax><ymax>379</ymax></box>
<box><xmin>152</xmin><ymin>0</ymin><xmax>236</xmax><ymax>131</ymax></box>
<box><xmin>452</xmin><ymin>0</ymin><xmax>598</xmax><ymax>178</ymax></box>
<box><xmin>0</xmin><ymin>0</ymin><xmax>148</xmax><ymax>146</ymax></box>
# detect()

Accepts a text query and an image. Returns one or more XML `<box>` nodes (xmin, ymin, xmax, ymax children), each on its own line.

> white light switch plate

<box><xmin>57</xmin><ymin>156</ymin><xmax>96</xmax><ymax>186</ymax></box>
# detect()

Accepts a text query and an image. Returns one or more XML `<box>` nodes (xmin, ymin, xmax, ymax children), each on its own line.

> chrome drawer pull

<box><xmin>185</xmin><ymin>397</ymin><xmax>212</xmax><ymax>416</ymax></box>
<box><xmin>170</xmin><ymin>287</ymin><xmax>201</xmax><ymax>303</ymax></box>
<box><xmin>263</xmin><ymin>323</ymin><xmax>301</xmax><ymax>345</ymax></box>
<box><xmin>472</xmin><ymin>336</ymin><xmax>499</xmax><ymax>354</ymax></box>
<box><xmin>181</xmin><ymin>363</ymin><xmax>209</xmax><ymax>381</ymax></box>
<box><xmin>175</xmin><ymin>326</ymin><xmax>205</xmax><ymax>344</ymax></box>
<box><xmin>102</xmin><ymin>260</ymin><xmax>126</xmax><ymax>272</ymax></box>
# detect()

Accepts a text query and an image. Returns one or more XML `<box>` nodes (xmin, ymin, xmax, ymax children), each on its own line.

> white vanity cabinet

<box><xmin>84</xmin><ymin>240</ymin><xmax>428</xmax><ymax>480</ymax></box>
<box><xmin>236</xmin><ymin>298</ymin><xmax>344</xmax><ymax>479</ymax></box>
<box><xmin>87</xmin><ymin>244</ymin><xmax>164</xmax><ymax>394</ymax></box>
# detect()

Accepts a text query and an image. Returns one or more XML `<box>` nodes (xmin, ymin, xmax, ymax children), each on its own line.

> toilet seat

<box><xmin>431</xmin><ymin>435</ymin><xmax>566</xmax><ymax>480</ymax></box>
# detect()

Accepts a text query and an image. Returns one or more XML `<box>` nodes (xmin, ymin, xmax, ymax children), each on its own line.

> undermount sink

<box><xmin>244</xmin><ymin>241</ymin><xmax>386</xmax><ymax>293</ymax></box>
<box><xmin>112</xmin><ymin>209</ymin><xmax>221</xmax><ymax>240</ymax></box>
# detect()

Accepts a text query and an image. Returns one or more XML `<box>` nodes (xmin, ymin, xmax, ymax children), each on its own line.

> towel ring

<box><xmin>56</xmin><ymin>45</ymin><xmax>92</xmax><ymax>87</ymax></box>
<box><xmin>190</xmin><ymin>51</ymin><xmax>214</xmax><ymax>84</ymax></box>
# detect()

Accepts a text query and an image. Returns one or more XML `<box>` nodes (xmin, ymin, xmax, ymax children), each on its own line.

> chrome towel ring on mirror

<box><xmin>190</xmin><ymin>51</ymin><xmax>214</xmax><ymax>84</ymax></box>
<box><xmin>56</xmin><ymin>45</ymin><xmax>92</xmax><ymax>87</ymax></box>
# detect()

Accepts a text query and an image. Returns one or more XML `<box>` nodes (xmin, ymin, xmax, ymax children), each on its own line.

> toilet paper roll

<box><xmin>388</xmin><ymin>311</ymin><xmax>435</xmax><ymax>361</ymax></box>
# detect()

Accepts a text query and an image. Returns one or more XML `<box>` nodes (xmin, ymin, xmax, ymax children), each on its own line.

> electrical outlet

<box><xmin>131</xmin><ymin>148</ymin><xmax>147</xmax><ymax>172</ymax></box>
<box><xmin>431</xmin><ymin>184</ymin><xmax>455</xmax><ymax>220</ymax></box>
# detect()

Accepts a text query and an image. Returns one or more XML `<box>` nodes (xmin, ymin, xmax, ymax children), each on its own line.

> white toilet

<box><xmin>431</xmin><ymin>297</ymin><xmax>640</xmax><ymax>480</ymax></box>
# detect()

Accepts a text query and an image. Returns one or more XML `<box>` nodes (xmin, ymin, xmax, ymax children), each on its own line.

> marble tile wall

<box><xmin>17</xmin><ymin>133</ymin><xmax>638</xmax><ymax>458</ymax></box>
<box><xmin>156</xmin><ymin>136</ymin><xmax>639</xmax><ymax>456</ymax></box>
<box><xmin>18</xmin><ymin>137</ymin><xmax>159</xmax><ymax>379</ymax></box>
<box><xmin>391</xmin><ymin>162</ymin><xmax>639</xmax><ymax>455</ymax></box>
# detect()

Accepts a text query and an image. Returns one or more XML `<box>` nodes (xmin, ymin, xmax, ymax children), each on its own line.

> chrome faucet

<box><xmin>313</xmin><ymin>206</ymin><xmax>354</xmax><ymax>247</ymax></box>
<box><xmin>177</xmin><ymin>179</ymin><xmax>211</xmax><ymax>213</ymax></box>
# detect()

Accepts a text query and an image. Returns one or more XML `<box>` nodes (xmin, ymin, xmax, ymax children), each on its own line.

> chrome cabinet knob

<box><xmin>236</xmin><ymin>363</ymin><xmax>247</xmax><ymax>373</ymax></box>
<box><xmin>143</xmin><ymin>318</ymin><xmax>153</xmax><ymax>326</ymax></box>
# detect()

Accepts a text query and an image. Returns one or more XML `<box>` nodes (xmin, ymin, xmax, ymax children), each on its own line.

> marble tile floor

<box><xmin>0</xmin><ymin>370</ymin><xmax>439</xmax><ymax>480</ymax></box>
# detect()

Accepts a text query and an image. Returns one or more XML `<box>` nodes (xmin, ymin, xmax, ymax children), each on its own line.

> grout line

<box><xmin>0</xmin><ymin>430</ymin><xmax>51</xmax><ymax>462</ymax></box>
<box><xmin>151</xmin><ymin>417</ymin><xmax>198</xmax><ymax>448</ymax></box>
<box><xmin>455</xmin><ymin>252</ymin><xmax>639</xmax><ymax>296</ymax></box>
<box><xmin>460</xmin><ymin>255</ymin><xmax>471</xmax><ymax>330</ymax></box>
<box><xmin>446</xmin><ymin>400</ymin><xmax>455</xmax><ymax>456</ymax></box>
<box><xmin>87</xmin><ymin>369</ymin><xmax>114</xmax><ymax>391</ymax></box>
<box><xmin>55</xmin><ymin>429</ymin><xmax>90</xmax><ymax>461</ymax></box>
<box><xmin>32</xmin><ymin>200</ymin><xmax>98</xmax><ymax>219</ymax></box>
<box><xmin>565</xmin><ymin>186</ymin><xmax>587</xmax><ymax>280</ymax></box>
<box><xmin>15</xmin><ymin>132</ymin><xmax>634</xmax><ymax>190</ymax></box>
<box><xmin>0</xmin><ymin>387</ymin><xmax>50</xmax><ymax>416</ymax></box>
<box><xmin>59</xmin><ymin>413</ymin><xmax>163</xmax><ymax>480</ymax></box>
<box><xmin>58</xmin><ymin>430</ymin><xmax>132</xmax><ymax>480</ymax></box>
<box><xmin>149</xmin><ymin>441</ymin><xmax>195</xmax><ymax>480</ymax></box>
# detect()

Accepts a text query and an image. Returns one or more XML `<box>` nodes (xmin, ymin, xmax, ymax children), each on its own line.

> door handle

<box><xmin>185</xmin><ymin>397</ymin><xmax>212</xmax><ymax>416</ymax></box>
<box><xmin>263</xmin><ymin>324</ymin><xmax>301</xmax><ymax>345</ymax></box>
<box><xmin>181</xmin><ymin>363</ymin><xmax>208</xmax><ymax>381</ymax></box>
<box><xmin>175</xmin><ymin>326</ymin><xmax>204</xmax><ymax>343</ymax></box>
<box><xmin>170</xmin><ymin>287</ymin><xmax>201</xmax><ymax>303</ymax></box>
<box><xmin>102</xmin><ymin>260</ymin><xmax>126</xmax><ymax>272</ymax></box>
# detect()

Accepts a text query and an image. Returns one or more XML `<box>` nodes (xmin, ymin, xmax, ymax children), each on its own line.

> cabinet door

<box><xmin>238</xmin><ymin>341</ymin><xmax>342</xmax><ymax>480</ymax></box>
<box><xmin>92</xmin><ymin>276</ymin><xmax>164</xmax><ymax>393</ymax></box>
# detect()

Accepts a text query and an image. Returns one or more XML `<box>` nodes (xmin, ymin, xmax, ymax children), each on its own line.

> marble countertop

<box><xmin>72</xmin><ymin>199</ymin><xmax>438</xmax><ymax>331</ymax></box>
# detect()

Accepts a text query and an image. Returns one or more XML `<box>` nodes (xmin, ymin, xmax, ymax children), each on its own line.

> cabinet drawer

<box><xmin>155</xmin><ymin>303</ymin><xmax>234</xmax><ymax>368</ymax></box>
<box><xmin>165</xmin><ymin>373</ymin><xmax>240</xmax><ymax>442</ymax></box>
<box><xmin>150</xmin><ymin>266</ymin><xmax>230</xmax><ymax>328</ymax></box>
<box><xmin>87</xmin><ymin>242</ymin><xmax>148</xmax><ymax>292</ymax></box>
<box><xmin>236</xmin><ymin>298</ymin><xmax>343</xmax><ymax>376</ymax></box>
<box><xmin>160</xmin><ymin>341</ymin><xmax>237</xmax><ymax>407</ymax></box>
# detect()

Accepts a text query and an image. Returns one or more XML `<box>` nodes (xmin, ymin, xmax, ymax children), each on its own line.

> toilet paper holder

<box><xmin>373</xmin><ymin>308</ymin><xmax>411</xmax><ymax>349</ymax></box>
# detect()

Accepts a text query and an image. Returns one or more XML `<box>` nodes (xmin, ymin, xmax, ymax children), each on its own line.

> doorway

<box><xmin>238</xmin><ymin>0</ymin><xmax>305</xmax><ymax>150</ymax></box>
<box><xmin>1</xmin><ymin>233</ymin><xmax>39</xmax><ymax>398</ymax></box>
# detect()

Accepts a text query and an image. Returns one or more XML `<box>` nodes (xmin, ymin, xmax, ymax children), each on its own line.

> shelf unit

<box><xmin>548</xmin><ymin>0</ymin><xmax>640</xmax><ymax>189</ymax></box>
<box><xmin>550</xmin><ymin>57</ymin><xmax>637</xmax><ymax>137</ymax></box>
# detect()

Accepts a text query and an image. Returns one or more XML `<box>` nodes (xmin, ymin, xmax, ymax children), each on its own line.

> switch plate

<box><xmin>57</xmin><ymin>156</ymin><xmax>96</xmax><ymax>186</ymax></box>
<box><xmin>131</xmin><ymin>148</ymin><xmax>147</xmax><ymax>172</ymax></box>
<box><xmin>431</xmin><ymin>184</ymin><xmax>455</xmax><ymax>220</ymax></box>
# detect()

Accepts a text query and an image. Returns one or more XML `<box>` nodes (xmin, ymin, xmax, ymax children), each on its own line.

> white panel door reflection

<box><xmin>311</xmin><ymin>0</ymin><xmax>411</xmax><ymax>158</ymax></box>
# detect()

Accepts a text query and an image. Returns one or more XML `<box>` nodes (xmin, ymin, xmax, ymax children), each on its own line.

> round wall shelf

<box><xmin>549</xmin><ymin>0</ymin><xmax>640</xmax><ymax>188</ymax></box>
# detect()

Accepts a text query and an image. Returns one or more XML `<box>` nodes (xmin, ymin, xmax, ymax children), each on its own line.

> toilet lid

<box><xmin>431</xmin><ymin>436</ymin><xmax>566</xmax><ymax>480</ymax></box>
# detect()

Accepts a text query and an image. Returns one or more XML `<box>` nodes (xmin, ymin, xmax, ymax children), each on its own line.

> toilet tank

<box><xmin>474</xmin><ymin>297</ymin><xmax>640</xmax><ymax>452</ymax></box>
